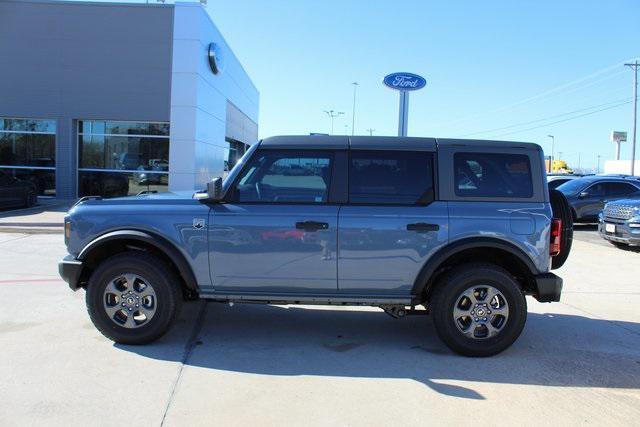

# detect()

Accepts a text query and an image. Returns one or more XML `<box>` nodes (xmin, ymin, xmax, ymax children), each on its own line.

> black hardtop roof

<box><xmin>259</xmin><ymin>135</ymin><xmax>542</xmax><ymax>151</ymax></box>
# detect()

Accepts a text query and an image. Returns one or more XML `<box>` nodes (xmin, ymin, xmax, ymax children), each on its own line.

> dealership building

<box><xmin>0</xmin><ymin>0</ymin><xmax>259</xmax><ymax>199</ymax></box>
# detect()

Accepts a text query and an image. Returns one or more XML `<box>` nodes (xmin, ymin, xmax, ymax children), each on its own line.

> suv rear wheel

<box><xmin>431</xmin><ymin>263</ymin><xmax>527</xmax><ymax>357</ymax></box>
<box><xmin>86</xmin><ymin>251</ymin><xmax>182</xmax><ymax>344</ymax></box>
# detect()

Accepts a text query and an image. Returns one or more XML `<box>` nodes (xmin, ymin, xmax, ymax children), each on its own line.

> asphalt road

<box><xmin>0</xmin><ymin>229</ymin><xmax>639</xmax><ymax>426</ymax></box>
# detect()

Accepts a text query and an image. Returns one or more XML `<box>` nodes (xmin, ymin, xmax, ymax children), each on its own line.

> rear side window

<box><xmin>606</xmin><ymin>182</ymin><xmax>638</xmax><ymax>196</ymax></box>
<box><xmin>455</xmin><ymin>152</ymin><xmax>533</xmax><ymax>198</ymax></box>
<box><xmin>349</xmin><ymin>151</ymin><xmax>434</xmax><ymax>204</ymax></box>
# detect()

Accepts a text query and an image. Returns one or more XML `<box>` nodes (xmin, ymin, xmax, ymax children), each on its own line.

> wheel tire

<box><xmin>431</xmin><ymin>263</ymin><xmax>527</xmax><ymax>357</ymax></box>
<box><xmin>86</xmin><ymin>251</ymin><xmax>182</xmax><ymax>345</ymax></box>
<box><xmin>549</xmin><ymin>189</ymin><xmax>573</xmax><ymax>269</ymax></box>
<box><xmin>24</xmin><ymin>190</ymin><xmax>37</xmax><ymax>208</ymax></box>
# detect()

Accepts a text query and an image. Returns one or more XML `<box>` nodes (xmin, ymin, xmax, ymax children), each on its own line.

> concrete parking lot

<box><xmin>0</xmin><ymin>227</ymin><xmax>639</xmax><ymax>426</ymax></box>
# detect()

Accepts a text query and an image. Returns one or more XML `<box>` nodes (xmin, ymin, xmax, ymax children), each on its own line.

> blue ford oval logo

<box><xmin>383</xmin><ymin>72</ymin><xmax>427</xmax><ymax>91</ymax></box>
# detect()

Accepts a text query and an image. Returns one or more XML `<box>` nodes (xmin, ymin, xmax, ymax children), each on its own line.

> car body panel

<box><xmin>447</xmin><ymin>201</ymin><xmax>552</xmax><ymax>273</ymax></box>
<box><xmin>337</xmin><ymin>203</ymin><xmax>449</xmax><ymax>294</ymax></box>
<box><xmin>209</xmin><ymin>203</ymin><xmax>339</xmax><ymax>293</ymax></box>
<box><xmin>66</xmin><ymin>193</ymin><xmax>212</xmax><ymax>288</ymax></box>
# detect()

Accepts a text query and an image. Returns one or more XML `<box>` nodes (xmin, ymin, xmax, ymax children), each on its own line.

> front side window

<box><xmin>231</xmin><ymin>150</ymin><xmax>332</xmax><ymax>203</ymax></box>
<box><xmin>586</xmin><ymin>183</ymin><xmax>606</xmax><ymax>197</ymax></box>
<box><xmin>455</xmin><ymin>152</ymin><xmax>533</xmax><ymax>198</ymax></box>
<box><xmin>78</xmin><ymin>120</ymin><xmax>169</xmax><ymax>198</ymax></box>
<box><xmin>349</xmin><ymin>151</ymin><xmax>434</xmax><ymax>205</ymax></box>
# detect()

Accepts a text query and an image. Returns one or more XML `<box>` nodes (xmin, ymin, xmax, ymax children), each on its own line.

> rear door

<box><xmin>337</xmin><ymin>149</ymin><xmax>448</xmax><ymax>296</ymax></box>
<box><xmin>209</xmin><ymin>149</ymin><xmax>340</xmax><ymax>293</ymax></box>
<box><xmin>579</xmin><ymin>182</ymin><xmax>607</xmax><ymax>218</ymax></box>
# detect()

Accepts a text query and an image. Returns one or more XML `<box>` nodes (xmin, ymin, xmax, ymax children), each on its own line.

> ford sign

<box><xmin>383</xmin><ymin>72</ymin><xmax>426</xmax><ymax>91</ymax></box>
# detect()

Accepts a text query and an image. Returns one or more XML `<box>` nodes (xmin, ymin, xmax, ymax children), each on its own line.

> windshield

<box><xmin>222</xmin><ymin>142</ymin><xmax>260</xmax><ymax>192</ymax></box>
<box><xmin>556</xmin><ymin>178</ymin><xmax>588</xmax><ymax>196</ymax></box>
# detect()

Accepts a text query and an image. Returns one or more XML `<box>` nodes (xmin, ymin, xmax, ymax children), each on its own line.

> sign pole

<box><xmin>398</xmin><ymin>91</ymin><xmax>409</xmax><ymax>136</ymax></box>
<box><xmin>383</xmin><ymin>72</ymin><xmax>425</xmax><ymax>137</ymax></box>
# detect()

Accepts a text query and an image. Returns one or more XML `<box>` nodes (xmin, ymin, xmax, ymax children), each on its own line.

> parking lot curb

<box><xmin>0</xmin><ymin>226</ymin><xmax>63</xmax><ymax>234</ymax></box>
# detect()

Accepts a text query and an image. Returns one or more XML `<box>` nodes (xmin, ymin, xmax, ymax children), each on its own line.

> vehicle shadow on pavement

<box><xmin>118</xmin><ymin>302</ymin><xmax>640</xmax><ymax>400</ymax></box>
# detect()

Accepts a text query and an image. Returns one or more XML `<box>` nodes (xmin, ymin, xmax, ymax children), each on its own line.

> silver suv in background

<box><xmin>599</xmin><ymin>199</ymin><xmax>640</xmax><ymax>247</ymax></box>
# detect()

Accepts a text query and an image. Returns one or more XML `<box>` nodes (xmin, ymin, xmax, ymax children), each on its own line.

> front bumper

<box><xmin>598</xmin><ymin>219</ymin><xmax>640</xmax><ymax>246</ymax></box>
<box><xmin>58</xmin><ymin>255</ymin><xmax>84</xmax><ymax>291</ymax></box>
<box><xmin>533</xmin><ymin>272</ymin><xmax>563</xmax><ymax>303</ymax></box>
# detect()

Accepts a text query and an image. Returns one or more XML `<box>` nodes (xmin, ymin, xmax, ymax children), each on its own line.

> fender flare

<box><xmin>411</xmin><ymin>237</ymin><xmax>540</xmax><ymax>297</ymax></box>
<box><xmin>78</xmin><ymin>229</ymin><xmax>198</xmax><ymax>291</ymax></box>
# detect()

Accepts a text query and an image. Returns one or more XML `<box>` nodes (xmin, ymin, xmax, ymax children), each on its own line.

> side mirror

<box><xmin>194</xmin><ymin>177</ymin><xmax>223</xmax><ymax>202</ymax></box>
<box><xmin>578</xmin><ymin>191</ymin><xmax>589</xmax><ymax>199</ymax></box>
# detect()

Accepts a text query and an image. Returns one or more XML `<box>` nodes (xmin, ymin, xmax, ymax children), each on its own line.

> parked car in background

<box><xmin>598</xmin><ymin>199</ymin><xmax>640</xmax><ymax>247</ymax></box>
<box><xmin>547</xmin><ymin>174</ymin><xmax>580</xmax><ymax>190</ymax></box>
<box><xmin>134</xmin><ymin>159</ymin><xmax>169</xmax><ymax>185</ymax></box>
<box><xmin>0</xmin><ymin>170</ymin><xmax>38</xmax><ymax>209</ymax></box>
<box><xmin>556</xmin><ymin>176</ymin><xmax>640</xmax><ymax>222</ymax></box>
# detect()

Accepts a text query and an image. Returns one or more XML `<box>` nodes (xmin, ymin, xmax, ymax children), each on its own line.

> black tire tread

<box><xmin>86</xmin><ymin>251</ymin><xmax>182</xmax><ymax>345</ymax></box>
<box><xmin>431</xmin><ymin>262</ymin><xmax>527</xmax><ymax>357</ymax></box>
<box><xmin>549</xmin><ymin>188</ymin><xmax>573</xmax><ymax>269</ymax></box>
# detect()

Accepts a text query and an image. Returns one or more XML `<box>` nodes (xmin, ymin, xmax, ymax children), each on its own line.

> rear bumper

<box><xmin>58</xmin><ymin>255</ymin><xmax>83</xmax><ymax>291</ymax></box>
<box><xmin>533</xmin><ymin>272</ymin><xmax>563</xmax><ymax>303</ymax></box>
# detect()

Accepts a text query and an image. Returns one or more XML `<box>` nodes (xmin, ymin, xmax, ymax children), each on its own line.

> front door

<box><xmin>337</xmin><ymin>150</ymin><xmax>448</xmax><ymax>295</ymax></box>
<box><xmin>209</xmin><ymin>149</ymin><xmax>339</xmax><ymax>293</ymax></box>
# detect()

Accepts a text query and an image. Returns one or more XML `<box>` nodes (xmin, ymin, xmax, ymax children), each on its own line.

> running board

<box><xmin>198</xmin><ymin>291</ymin><xmax>414</xmax><ymax>306</ymax></box>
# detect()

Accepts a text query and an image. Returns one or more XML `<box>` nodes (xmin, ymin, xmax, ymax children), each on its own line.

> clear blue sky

<box><xmin>205</xmin><ymin>0</ymin><xmax>639</xmax><ymax>171</ymax></box>
<box><xmin>78</xmin><ymin>0</ymin><xmax>640</xmax><ymax>170</ymax></box>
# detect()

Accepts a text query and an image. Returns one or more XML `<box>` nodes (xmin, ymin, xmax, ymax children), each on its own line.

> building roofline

<box><xmin>0</xmin><ymin>0</ymin><xmax>173</xmax><ymax>9</ymax></box>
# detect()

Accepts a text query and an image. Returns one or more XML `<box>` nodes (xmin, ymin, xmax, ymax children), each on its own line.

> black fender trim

<box><xmin>78</xmin><ymin>229</ymin><xmax>199</xmax><ymax>291</ymax></box>
<box><xmin>411</xmin><ymin>237</ymin><xmax>540</xmax><ymax>298</ymax></box>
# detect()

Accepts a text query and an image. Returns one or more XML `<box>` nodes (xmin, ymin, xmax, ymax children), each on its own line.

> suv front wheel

<box><xmin>86</xmin><ymin>251</ymin><xmax>182</xmax><ymax>344</ymax></box>
<box><xmin>431</xmin><ymin>263</ymin><xmax>527</xmax><ymax>357</ymax></box>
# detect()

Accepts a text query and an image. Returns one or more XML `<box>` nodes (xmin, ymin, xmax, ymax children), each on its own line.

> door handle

<box><xmin>406</xmin><ymin>223</ymin><xmax>440</xmax><ymax>233</ymax></box>
<box><xmin>295</xmin><ymin>221</ymin><xmax>329</xmax><ymax>232</ymax></box>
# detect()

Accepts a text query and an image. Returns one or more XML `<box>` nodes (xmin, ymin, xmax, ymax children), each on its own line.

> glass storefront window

<box><xmin>78</xmin><ymin>170</ymin><xmax>168</xmax><ymax>198</ymax></box>
<box><xmin>0</xmin><ymin>117</ymin><xmax>56</xmax><ymax>197</ymax></box>
<box><xmin>78</xmin><ymin>120</ymin><xmax>169</xmax><ymax>198</ymax></box>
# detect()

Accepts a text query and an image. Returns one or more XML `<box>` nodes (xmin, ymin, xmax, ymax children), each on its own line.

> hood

<box><xmin>606</xmin><ymin>198</ymin><xmax>640</xmax><ymax>207</ymax></box>
<box><xmin>74</xmin><ymin>191</ymin><xmax>200</xmax><ymax>207</ymax></box>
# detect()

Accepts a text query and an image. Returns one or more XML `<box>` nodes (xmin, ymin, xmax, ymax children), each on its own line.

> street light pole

<box><xmin>366</xmin><ymin>128</ymin><xmax>375</xmax><ymax>136</ymax></box>
<box><xmin>351</xmin><ymin>82</ymin><xmax>358</xmax><ymax>136</ymax></box>
<box><xmin>323</xmin><ymin>110</ymin><xmax>344</xmax><ymax>135</ymax></box>
<box><xmin>547</xmin><ymin>135</ymin><xmax>555</xmax><ymax>172</ymax></box>
<box><xmin>625</xmin><ymin>60</ymin><xmax>639</xmax><ymax>176</ymax></box>
<box><xmin>597</xmin><ymin>155</ymin><xmax>602</xmax><ymax>174</ymax></box>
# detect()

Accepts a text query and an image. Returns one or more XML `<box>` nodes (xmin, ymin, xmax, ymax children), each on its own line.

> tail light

<box><xmin>550</xmin><ymin>219</ymin><xmax>562</xmax><ymax>256</ymax></box>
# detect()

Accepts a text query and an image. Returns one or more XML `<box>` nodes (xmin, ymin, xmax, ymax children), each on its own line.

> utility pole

<box><xmin>625</xmin><ymin>60</ymin><xmax>639</xmax><ymax>176</ymax></box>
<box><xmin>351</xmin><ymin>82</ymin><xmax>358</xmax><ymax>136</ymax></box>
<box><xmin>366</xmin><ymin>128</ymin><xmax>375</xmax><ymax>136</ymax></box>
<box><xmin>558</xmin><ymin>151</ymin><xmax>563</xmax><ymax>161</ymax></box>
<box><xmin>323</xmin><ymin>110</ymin><xmax>344</xmax><ymax>135</ymax></box>
<box><xmin>578</xmin><ymin>152</ymin><xmax>581</xmax><ymax>171</ymax></box>
<box><xmin>547</xmin><ymin>135</ymin><xmax>555</xmax><ymax>172</ymax></box>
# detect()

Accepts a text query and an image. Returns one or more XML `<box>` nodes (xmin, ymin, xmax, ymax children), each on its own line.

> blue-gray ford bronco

<box><xmin>59</xmin><ymin>136</ymin><xmax>572</xmax><ymax>356</ymax></box>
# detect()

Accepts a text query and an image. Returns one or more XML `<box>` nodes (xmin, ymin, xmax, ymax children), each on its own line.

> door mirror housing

<box><xmin>578</xmin><ymin>191</ymin><xmax>589</xmax><ymax>199</ymax></box>
<box><xmin>194</xmin><ymin>177</ymin><xmax>224</xmax><ymax>202</ymax></box>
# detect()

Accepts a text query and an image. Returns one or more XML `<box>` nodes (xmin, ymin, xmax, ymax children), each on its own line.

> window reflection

<box><xmin>0</xmin><ymin>117</ymin><xmax>56</xmax><ymax>196</ymax></box>
<box><xmin>78</xmin><ymin>120</ymin><xmax>169</xmax><ymax>198</ymax></box>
